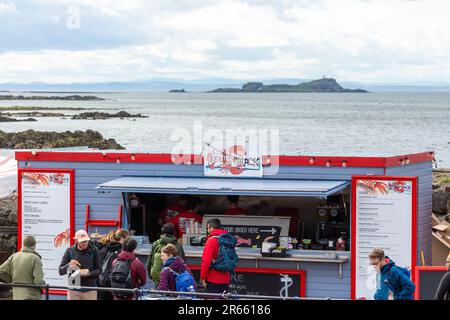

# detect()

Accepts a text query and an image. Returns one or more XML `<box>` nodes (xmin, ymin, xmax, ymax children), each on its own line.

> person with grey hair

<box><xmin>0</xmin><ymin>236</ymin><xmax>45</xmax><ymax>300</ymax></box>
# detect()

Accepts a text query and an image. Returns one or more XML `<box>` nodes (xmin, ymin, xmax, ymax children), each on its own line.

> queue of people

<box><xmin>2</xmin><ymin>202</ymin><xmax>447</xmax><ymax>301</ymax></box>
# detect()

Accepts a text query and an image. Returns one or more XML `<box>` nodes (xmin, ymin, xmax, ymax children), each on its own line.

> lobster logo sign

<box><xmin>203</xmin><ymin>144</ymin><xmax>263</xmax><ymax>177</ymax></box>
<box><xmin>388</xmin><ymin>181</ymin><xmax>411</xmax><ymax>194</ymax></box>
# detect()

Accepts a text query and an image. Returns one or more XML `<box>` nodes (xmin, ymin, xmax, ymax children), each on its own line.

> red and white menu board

<box><xmin>18</xmin><ymin>169</ymin><xmax>74</xmax><ymax>293</ymax></box>
<box><xmin>351</xmin><ymin>176</ymin><xmax>417</xmax><ymax>300</ymax></box>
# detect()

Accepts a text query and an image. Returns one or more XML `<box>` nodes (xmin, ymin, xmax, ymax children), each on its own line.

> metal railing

<box><xmin>0</xmin><ymin>282</ymin><xmax>332</xmax><ymax>300</ymax></box>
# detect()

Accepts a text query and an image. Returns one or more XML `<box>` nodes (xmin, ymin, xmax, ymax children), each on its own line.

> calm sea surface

<box><xmin>1</xmin><ymin>92</ymin><xmax>449</xmax><ymax>167</ymax></box>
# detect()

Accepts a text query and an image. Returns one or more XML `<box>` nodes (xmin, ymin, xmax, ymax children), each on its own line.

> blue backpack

<box><xmin>211</xmin><ymin>233</ymin><xmax>238</xmax><ymax>273</ymax></box>
<box><xmin>164</xmin><ymin>267</ymin><xmax>196</xmax><ymax>292</ymax></box>
<box><xmin>389</xmin><ymin>266</ymin><xmax>411</xmax><ymax>289</ymax></box>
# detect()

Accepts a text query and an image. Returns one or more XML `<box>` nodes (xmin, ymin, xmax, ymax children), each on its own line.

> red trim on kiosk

<box><xmin>15</xmin><ymin>151</ymin><xmax>434</xmax><ymax>168</ymax></box>
<box><xmin>414</xmin><ymin>266</ymin><xmax>447</xmax><ymax>300</ymax></box>
<box><xmin>188</xmin><ymin>265</ymin><xmax>306</xmax><ymax>297</ymax></box>
<box><xmin>17</xmin><ymin>168</ymin><xmax>75</xmax><ymax>296</ymax></box>
<box><xmin>350</xmin><ymin>175</ymin><xmax>418</xmax><ymax>300</ymax></box>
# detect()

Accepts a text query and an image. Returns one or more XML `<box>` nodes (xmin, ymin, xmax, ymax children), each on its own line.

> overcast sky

<box><xmin>1</xmin><ymin>0</ymin><xmax>449</xmax><ymax>84</ymax></box>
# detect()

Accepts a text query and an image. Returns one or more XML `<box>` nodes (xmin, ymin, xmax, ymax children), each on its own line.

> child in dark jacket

<box><xmin>158</xmin><ymin>243</ymin><xmax>195</xmax><ymax>292</ymax></box>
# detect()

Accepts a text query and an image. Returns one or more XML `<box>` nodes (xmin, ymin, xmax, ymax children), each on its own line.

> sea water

<box><xmin>1</xmin><ymin>91</ymin><xmax>449</xmax><ymax>167</ymax></box>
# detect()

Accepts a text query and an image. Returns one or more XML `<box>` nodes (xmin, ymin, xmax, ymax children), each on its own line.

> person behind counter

<box><xmin>435</xmin><ymin>253</ymin><xmax>450</xmax><ymax>300</ymax></box>
<box><xmin>0</xmin><ymin>236</ymin><xmax>45</xmax><ymax>300</ymax></box>
<box><xmin>224</xmin><ymin>195</ymin><xmax>247</xmax><ymax>215</ymax></box>
<box><xmin>59</xmin><ymin>230</ymin><xmax>102</xmax><ymax>300</ymax></box>
<box><xmin>147</xmin><ymin>223</ymin><xmax>186</xmax><ymax>288</ymax></box>
<box><xmin>169</xmin><ymin>196</ymin><xmax>203</xmax><ymax>240</ymax></box>
<box><xmin>159</xmin><ymin>194</ymin><xmax>190</xmax><ymax>226</ymax></box>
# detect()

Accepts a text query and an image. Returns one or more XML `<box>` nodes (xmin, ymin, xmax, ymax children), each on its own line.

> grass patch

<box><xmin>438</xmin><ymin>175</ymin><xmax>450</xmax><ymax>184</ymax></box>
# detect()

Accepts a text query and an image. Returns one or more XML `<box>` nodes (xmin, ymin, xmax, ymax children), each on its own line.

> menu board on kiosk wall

<box><xmin>351</xmin><ymin>176</ymin><xmax>417</xmax><ymax>300</ymax></box>
<box><xmin>18</xmin><ymin>169</ymin><xmax>75</xmax><ymax>295</ymax></box>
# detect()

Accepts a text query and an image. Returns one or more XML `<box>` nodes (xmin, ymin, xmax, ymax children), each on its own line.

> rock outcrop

<box><xmin>0</xmin><ymin>129</ymin><xmax>125</xmax><ymax>149</ymax></box>
<box><xmin>0</xmin><ymin>116</ymin><xmax>37</xmax><ymax>122</ymax></box>
<box><xmin>71</xmin><ymin>111</ymin><xmax>147</xmax><ymax>120</ymax></box>
<box><xmin>433</xmin><ymin>171</ymin><xmax>450</xmax><ymax>221</ymax></box>
<box><xmin>0</xmin><ymin>193</ymin><xmax>18</xmax><ymax>253</ymax></box>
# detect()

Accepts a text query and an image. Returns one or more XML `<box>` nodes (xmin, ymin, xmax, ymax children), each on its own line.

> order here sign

<box><xmin>351</xmin><ymin>176</ymin><xmax>417</xmax><ymax>300</ymax></box>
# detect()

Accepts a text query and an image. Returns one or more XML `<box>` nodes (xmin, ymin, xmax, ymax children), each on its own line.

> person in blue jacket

<box><xmin>368</xmin><ymin>248</ymin><xmax>415</xmax><ymax>300</ymax></box>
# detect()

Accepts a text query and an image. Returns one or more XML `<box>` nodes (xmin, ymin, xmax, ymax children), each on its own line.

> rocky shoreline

<box><xmin>0</xmin><ymin>193</ymin><xmax>17</xmax><ymax>253</ymax></box>
<box><xmin>0</xmin><ymin>109</ymin><xmax>147</xmax><ymax>121</ymax></box>
<box><xmin>0</xmin><ymin>94</ymin><xmax>104</xmax><ymax>101</ymax></box>
<box><xmin>432</xmin><ymin>171</ymin><xmax>450</xmax><ymax>222</ymax></box>
<box><xmin>0</xmin><ymin>106</ymin><xmax>98</xmax><ymax>111</ymax></box>
<box><xmin>0</xmin><ymin>129</ymin><xmax>125</xmax><ymax>149</ymax></box>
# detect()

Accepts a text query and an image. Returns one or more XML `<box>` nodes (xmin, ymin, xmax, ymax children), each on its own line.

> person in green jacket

<box><xmin>0</xmin><ymin>236</ymin><xmax>45</xmax><ymax>300</ymax></box>
<box><xmin>147</xmin><ymin>223</ymin><xmax>185</xmax><ymax>287</ymax></box>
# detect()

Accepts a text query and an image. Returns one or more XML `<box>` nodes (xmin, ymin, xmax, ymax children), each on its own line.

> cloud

<box><xmin>1</xmin><ymin>0</ymin><xmax>450</xmax><ymax>83</ymax></box>
<box><xmin>0</xmin><ymin>1</ymin><xmax>15</xmax><ymax>14</ymax></box>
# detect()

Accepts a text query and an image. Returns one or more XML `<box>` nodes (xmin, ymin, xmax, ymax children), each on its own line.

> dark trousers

<box><xmin>97</xmin><ymin>289</ymin><xmax>113</xmax><ymax>300</ymax></box>
<box><xmin>206</xmin><ymin>282</ymin><xmax>229</xmax><ymax>295</ymax></box>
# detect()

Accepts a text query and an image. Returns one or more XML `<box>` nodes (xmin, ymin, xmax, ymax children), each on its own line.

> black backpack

<box><xmin>98</xmin><ymin>250</ymin><xmax>119</xmax><ymax>287</ymax></box>
<box><xmin>110</xmin><ymin>258</ymin><xmax>134</xmax><ymax>299</ymax></box>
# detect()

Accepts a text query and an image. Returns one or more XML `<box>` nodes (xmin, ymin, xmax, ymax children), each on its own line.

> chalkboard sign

<box><xmin>222</xmin><ymin>225</ymin><xmax>281</xmax><ymax>248</ymax></box>
<box><xmin>189</xmin><ymin>266</ymin><xmax>305</xmax><ymax>298</ymax></box>
<box><xmin>415</xmin><ymin>266</ymin><xmax>447</xmax><ymax>300</ymax></box>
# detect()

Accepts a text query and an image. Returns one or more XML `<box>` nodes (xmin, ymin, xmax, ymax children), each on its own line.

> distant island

<box><xmin>0</xmin><ymin>94</ymin><xmax>104</xmax><ymax>101</ymax></box>
<box><xmin>209</xmin><ymin>78</ymin><xmax>368</xmax><ymax>93</ymax></box>
<box><xmin>169</xmin><ymin>89</ymin><xmax>186</xmax><ymax>93</ymax></box>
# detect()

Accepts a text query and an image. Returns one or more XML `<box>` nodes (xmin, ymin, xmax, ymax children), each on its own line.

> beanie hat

<box><xmin>23</xmin><ymin>235</ymin><xmax>37</xmax><ymax>247</ymax></box>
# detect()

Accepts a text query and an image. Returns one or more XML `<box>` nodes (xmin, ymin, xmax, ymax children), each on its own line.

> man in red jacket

<box><xmin>200</xmin><ymin>218</ymin><xmax>231</xmax><ymax>294</ymax></box>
